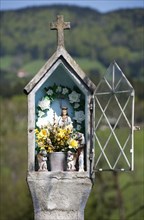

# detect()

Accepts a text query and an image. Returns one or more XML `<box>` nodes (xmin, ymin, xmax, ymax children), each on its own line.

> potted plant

<box><xmin>35</xmin><ymin>124</ymin><xmax>82</xmax><ymax>171</ymax></box>
<box><xmin>35</xmin><ymin>123</ymin><xmax>81</xmax><ymax>171</ymax></box>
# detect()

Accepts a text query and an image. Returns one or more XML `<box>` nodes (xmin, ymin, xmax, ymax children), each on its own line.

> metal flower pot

<box><xmin>49</xmin><ymin>152</ymin><xmax>67</xmax><ymax>171</ymax></box>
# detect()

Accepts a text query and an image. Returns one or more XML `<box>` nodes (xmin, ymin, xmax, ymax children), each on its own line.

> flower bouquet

<box><xmin>35</xmin><ymin>123</ymin><xmax>79</xmax><ymax>154</ymax></box>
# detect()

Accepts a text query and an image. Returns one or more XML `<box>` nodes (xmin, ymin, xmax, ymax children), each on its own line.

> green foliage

<box><xmin>0</xmin><ymin>6</ymin><xmax>143</xmax><ymax>80</ymax></box>
<box><xmin>0</xmin><ymin>96</ymin><xmax>34</xmax><ymax>220</ymax></box>
<box><xmin>0</xmin><ymin>56</ymin><xmax>14</xmax><ymax>70</ymax></box>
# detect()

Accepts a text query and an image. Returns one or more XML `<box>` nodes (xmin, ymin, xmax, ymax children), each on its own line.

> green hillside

<box><xmin>0</xmin><ymin>6</ymin><xmax>143</xmax><ymax>80</ymax></box>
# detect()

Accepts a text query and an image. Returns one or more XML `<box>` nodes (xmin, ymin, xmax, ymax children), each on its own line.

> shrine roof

<box><xmin>24</xmin><ymin>46</ymin><xmax>96</xmax><ymax>95</ymax></box>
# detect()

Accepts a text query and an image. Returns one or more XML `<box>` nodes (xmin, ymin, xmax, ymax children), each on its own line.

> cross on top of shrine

<box><xmin>50</xmin><ymin>15</ymin><xmax>70</xmax><ymax>48</ymax></box>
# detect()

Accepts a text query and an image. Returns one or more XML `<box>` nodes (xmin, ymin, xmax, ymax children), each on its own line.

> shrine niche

<box><xmin>24</xmin><ymin>15</ymin><xmax>96</xmax><ymax>175</ymax></box>
<box><xmin>35</xmin><ymin>82</ymin><xmax>86</xmax><ymax>172</ymax></box>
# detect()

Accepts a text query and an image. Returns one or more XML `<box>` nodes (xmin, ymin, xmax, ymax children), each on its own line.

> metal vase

<box><xmin>49</xmin><ymin>152</ymin><xmax>67</xmax><ymax>171</ymax></box>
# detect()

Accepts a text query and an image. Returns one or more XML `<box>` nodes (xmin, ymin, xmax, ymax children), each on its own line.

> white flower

<box><xmin>38</xmin><ymin>110</ymin><xmax>45</xmax><ymax>118</ymax></box>
<box><xmin>74</xmin><ymin>103</ymin><xmax>80</xmax><ymax>109</ymax></box>
<box><xmin>56</xmin><ymin>86</ymin><xmax>62</xmax><ymax>93</ymax></box>
<box><xmin>74</xmin><ymin>111</ymin><xmax>85</xmax><ymax>123</ymax></box>
<box><xmin>62</xmin><ymin>88</ymin><xmax>69</xmax><ymax>95</ymax></box>
<box><xmin>36</xmin><ymin>109</ymin><xmax>59</xmax><ymax>128</ymax></box>
<box><xmin>36</xmin><ymin>117</ymin><xmax>49</xmax><ymax>128</ymax></box>
<box><xmin>46</xmin><ymin>89</ymin><xmax>53</xmax><ymax>96</ymax></box>
<box><xmin>69</xmin><ymin>91</ymin><xmax>81</xmax><ymax>103</ymax></box>
<box><xmin>46</xmin><ymin>109</ymin><xmax>58</xmax><ymax>124</ymax></box>
<box><xmin>76</xmin><ymin>124</ymin><xmax>81</xmax><ymax>131</ymax></box>
<box><xmin>38</xmin><ymin>98</ymin><xmax>50</xmax><ymax>111</ymax></box>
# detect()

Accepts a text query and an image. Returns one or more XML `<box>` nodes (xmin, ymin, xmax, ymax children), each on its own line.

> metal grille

<box><xmin>94</xmin><ymin>61</ymin><xmax>135</xmax><ymax>171</ymax></box>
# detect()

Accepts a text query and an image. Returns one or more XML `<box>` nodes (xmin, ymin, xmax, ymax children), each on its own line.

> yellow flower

<box><xmin>57</xmin><ymin>129</ymin><xmax>65</xmax><ymax>138</ymax></box>
<box><xmin>42</xmin><ymin>129</ymin><xmax>48</xmax><ymax>136</ymax></box>
<box><xmin>35</xmin><ymin>122</ymin><xmax>81</xmax><ymax>153</ymax></box>
<box><xmin>40</xmin><ymin>146</ymin><xmax>45</xmax><ymax>150</ymax></box>
<box><xmin>37</xmin><ymin>141</ymin><xmax>45</xmax><ymax>148</ymax></box>
<box><xmin>68</xmin><ymin>139</ymin><xmax>78</xmax><ymax>148</ymax></box>
<box><xmin>35</xmin><ymin>129</ymin><xmax>39</xmax><ymax>134</ymax></box>
<box><xmin>38</xmin><ymin>129</ymin><xmax>49</xmax><ymax>138</ymax></box>
<box><xmin>65</xmin><ymin>125</ymin><xmax>73</xmax><ymax>133</ymax></box>
<box><xmin>47</xmin><ymin>146</ymin><xmax>54</xmax><ymax>153</ymax></box>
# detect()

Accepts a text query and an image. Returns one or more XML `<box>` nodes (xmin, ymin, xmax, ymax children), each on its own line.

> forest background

<box><xmin>0</xmin><ymin>5</ymin><xmax>144</xmax><ymax>220</ymax></box>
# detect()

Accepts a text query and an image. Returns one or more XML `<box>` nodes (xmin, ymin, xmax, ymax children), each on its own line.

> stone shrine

<box><xmin>24</xmin><ymin>15</ymin><xmax>96</xmax><ymax>220</ymax></box>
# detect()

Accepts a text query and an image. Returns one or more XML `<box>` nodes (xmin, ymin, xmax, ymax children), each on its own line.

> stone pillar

<box><xmin>27</xmin><ymin>172</ymin><xmax>92</xmax><ymax>220</ymax></box>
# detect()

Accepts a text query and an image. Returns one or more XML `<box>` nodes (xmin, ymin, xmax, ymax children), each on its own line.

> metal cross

<box><xmin>50</xmin><ymin>15</ymin><xmax>70</xmax><ymax>48</ymax></box>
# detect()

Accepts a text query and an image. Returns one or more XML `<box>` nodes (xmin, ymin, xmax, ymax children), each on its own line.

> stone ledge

<box><xmin>27</xmin><ymin>171</ymin><xmax>90</xmax><ymax>181</ymax></box>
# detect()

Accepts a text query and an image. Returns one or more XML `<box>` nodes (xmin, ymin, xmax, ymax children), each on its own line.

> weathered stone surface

<box><xmin>50</xmin><ymin>15</ymin><xmax>70</xmax><ymax>48</ymax></box>
<box><xmin>27</xmin><ymin>172</ymin><xmax>92</xmax><ymax>220</ymax></box>
<box><xmin>35</xmin><ymin>210</ymin><xmax>79</xmax><ymax>220</ymax></box>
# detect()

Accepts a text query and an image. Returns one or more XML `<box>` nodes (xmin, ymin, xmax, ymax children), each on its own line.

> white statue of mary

<box><xmin>57</xmin><ymin>107</ymin><xmax>73</xmax><ymax>128</ymax></box>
